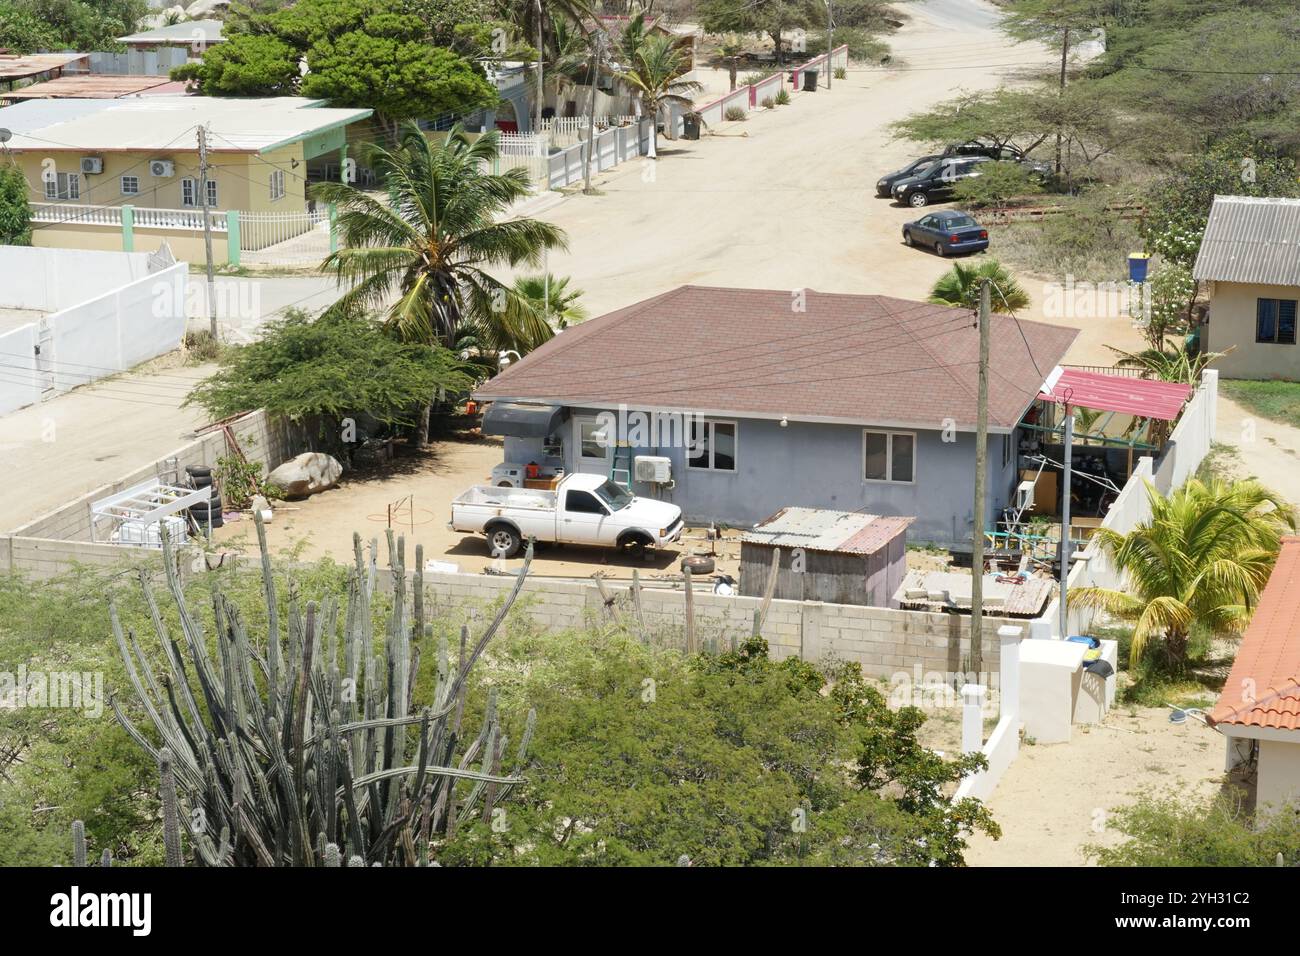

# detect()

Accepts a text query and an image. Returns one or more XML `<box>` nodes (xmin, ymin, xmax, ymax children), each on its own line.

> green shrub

<box><xmin>760</xmin><ymin>96</ymin><xmax>775</xmax><ymax>109</ymax></box>
<box><xmin>1087</xmin><ymin>793</ymin><xmax>1300</xmax><ymax>866</ymax></box>
<box><xmin>834</xmin><ymin>66</ymin><xmax>846</xmax><ymax>79</ymax></box>
<box><xmin>0</xmin><ymin>166</ymin><xmax>32</xmax><ymax>246</ymax></box>
<box><xmin>724</xmin><ymin>104</ymin><xmax>747</xmax><ymax>122</ymax></box>
<box><xmin>774</xmin><ymin>88</ymin><xmax>791</xmax><ymax>106</ymax></box>
<box><xmin>950</xmin><ymin>161</ymin><xmax>1043</xmax><ymax>209</ymax></box>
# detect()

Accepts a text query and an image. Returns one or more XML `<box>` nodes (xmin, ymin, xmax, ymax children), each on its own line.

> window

<box><xmin>120</xmin><ymin>175</ymin><xmax>139</xmax><ymax>196</ymax></box>
<box><xmin>180</xmin><ymin>178</ymin><xmax>218</xmax><ymax>207</ymax></box>
<box><xmin>577</xmin><ymin>419</ymin><xmax>608</xmax><ymax>461</ymax></box>
<box><xmin>864</xmin><ymin>430</ymin><xmax>916</xmax><ymax>483</ymax></box>
<box><xmin>43</xmin><ymin>172</ymin><xmax>80</xmax><ymax>200</ymax></box>
<box><xmin>270</xmin><ymin>169</ymin><xmax>286</xmax><ymax>201</ymax></box>
<box><xmin>1257</xmin><ymin>298</ymin><xmax>1298</xmax><ymax>345</ymax></box>
<box><xmin>564</xmin><ymin>490</ymin><xmax>607</xmax><ymax>515</ymax></box>
<box><xmin>688</xmin><ymin>420</ymin><xmax>737</xmax><ymax>472</ymax></box>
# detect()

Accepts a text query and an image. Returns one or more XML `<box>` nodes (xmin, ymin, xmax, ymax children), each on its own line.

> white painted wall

<box><xmin>0</xmin><ymin>324</ymin><xmax>40</xmax><ymax>415</ymax></box>
<box><xmin>1258</xmin><ymin>738</ymin><xmax>1300</xmax><ymax>813</ymax></box>
<box><xmin>0</xmin><ymin>246</ymin><xmax>154</xmax><ymax>313</ymax></box>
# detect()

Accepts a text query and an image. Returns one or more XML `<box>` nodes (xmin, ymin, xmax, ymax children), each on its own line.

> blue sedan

<box><xmin>902</xmin><ymin>210</ymin><xmax>989</xmax><ymax>256</ymax></box>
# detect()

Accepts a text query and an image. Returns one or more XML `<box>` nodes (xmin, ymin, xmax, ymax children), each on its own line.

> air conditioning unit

<box><xmin>149</xmin><ymin>160</ymin><xmax>175</xmax><ymax>178</ymax></box>
<box><xmin>633</xmin><ymin>455</ymin><xmax>671</xmax><ymax>483</ymax></box>
<box><xmin>80</xmin><ymin>157</ymin><xmax>103</xmax><ymax>175</ymax></box>
<box><xmin>1015</xmin><ymin>480</ymin><xmax>1036</xmax><ymax>513</ymax></box>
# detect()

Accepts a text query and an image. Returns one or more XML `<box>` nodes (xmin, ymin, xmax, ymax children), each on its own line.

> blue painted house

<box><xmin>474</xmin><ymin>286</ymin><xmax>1078</xmax><ymax>549</ymax></box>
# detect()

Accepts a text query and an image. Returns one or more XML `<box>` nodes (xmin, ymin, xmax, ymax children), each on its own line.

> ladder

<box><xmin>610</xmin><ymin>443</ymin><xmax>633</xmax><ymax>487</ymax></box>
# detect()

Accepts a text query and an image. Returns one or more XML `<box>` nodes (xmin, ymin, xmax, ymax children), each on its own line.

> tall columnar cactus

<box><xmin>108</xmin><ymin>514</ymin><xmax>536</xmax><ymax>866</ymax></box>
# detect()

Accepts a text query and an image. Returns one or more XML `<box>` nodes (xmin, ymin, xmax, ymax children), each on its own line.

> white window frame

<box><xmin>573</xmin><ymin>416</ymin><xmax>611</xmax><ymax>464</ymax></box>
<box><xmin>44</xmin><ymin>172</ymin><xmax>80</xmax><ymax>201</ymax></box>
<box><xmin>687</xmin><ymin>419</ymin><xmax>738</xmax><ymax>473</ymax></box>
<box><xmin>180</xmin><ymin>177</ymin><xmax>196</xmax><ymax>206</ymax></box>
<box><xmin>863</xmin><ymin>429</ymin><xmax>917</xmax><ymax>485</ymax></box>
<box><xmin>269</xmin><ymin>168</ymin><xmax>286</xmax><ymax>201</ymax></box>
<box><xmin>205</xmin><ymin>178</ymin><xmax>218</xmax><ymax>207</ymax></box>
<box><xmin>121</xmin><ymin>175</ymin><xmax>139</xmax><ymax>196</ymax></box>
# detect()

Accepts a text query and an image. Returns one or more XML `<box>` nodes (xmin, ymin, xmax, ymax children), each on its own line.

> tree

<box><xmin>186</xmin><ymin>308</ymin><xmax>472</xmax><ymax>453</ymax></box>
<box><xmin>1087</xmin><ymin>793</ymin><xmax>1300</xmax><ymax>866</ymax></box>
<box><xmin>440</xmin><ymin>634</ymin><xmax>998</xmax><ymax>866</ymax></box>
<box><xmin>615</xmin><ymin>32</ymin><xmax>702</xmax><ymax>158</ymax></box>
<box><xmin>1141</xmin><ymin>133</ymin><xmax>1300</xmax><ymax>268</ymax></box>
<box><xmin>172</xmin><ymin>33</ymin><xmax>301</xmax><ymax>96</ymax></box>
<box><xmin>0</xmin><ymin>166</ymin><xmax>33</xmax><ymax>246</ymax></box>
<box><xmin>928</xmin><ymin>260</ymin><xmax>1029</xmax><ymax>314</ymax></box>
<box><xmin>697</xmin><ymin>0</ymin><xmax>818</xmax><ymax>66</ymax></box>
<box><xmin>0</xmin><ymin>2</ymin><xmax>59</xmax><ymax>52</ymax></box>
<box><xmin>950</xmin><ymin>161</ymin><xmax>1044</xmax><ymax>208</ymax></box>
<box><xmin>2</xmin><ymin>0</ymin><xmax>145</xmax><ymax>51</ymax></box>
<box><xmin>1105</xmin><ymin>344</ymin><xmax>1231</xmax><ymax>386</ymax></box>
<box><xmin>302</xmin><ymin>33</ymin><xmax>498</xmax><ymax>133</ymax></box>
<box><xmin>314</xmin><ymin>123</ymin><xmax>566</xmax><ymax>356</ymax></box>
<box><xmin>1069</xmin><ymin>477</ymin><xmax>1296</xmax><ymax>671</ymax></box>
<box><xmin>512</xmin><ymin>273</ymin><xmax>588</xmax><ymax>330</ymax></box>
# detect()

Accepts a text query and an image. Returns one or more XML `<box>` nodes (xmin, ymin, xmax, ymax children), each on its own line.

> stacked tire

<box><xmin>185</xmin><ymin>466</ymin><xmax>224</xmax><ymax>530</ymax></box>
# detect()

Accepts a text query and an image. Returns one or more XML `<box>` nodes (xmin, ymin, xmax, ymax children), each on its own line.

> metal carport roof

<box><xmin>1038</xmin><ymin>367</ymin><xmax>1192</xmax><ymax>421</ymax></box>
<box><xmin>480</xmin><ymin>402</ymin><xmax>568</xmax><ymax>438</ymax></box>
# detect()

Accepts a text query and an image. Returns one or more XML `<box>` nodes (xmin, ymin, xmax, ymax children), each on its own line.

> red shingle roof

<box><xmin>475</xmin><ymin>286</ymin><xmax>1079</xmax><ymax>430</ymax></box>
<box><xmin>1210</xmin><ymin>537</ymin><xmax>1300</xmax><ymax>732</ymax></box>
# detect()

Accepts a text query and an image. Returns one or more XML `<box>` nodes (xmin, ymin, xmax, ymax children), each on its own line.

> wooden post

<box><xmin>630</xmin><ymin>568</ymin><xmax>646</xmax><ymax>632</ymax></box>
<box><xmin>683</xmin><ymin>565</ymin><xmax>696</xmax><ymax>655</ymax></box>
<box><xmin>753</xmin><ymin>546</ymin><xmax>781</xmax><ymax>636</ymax></box>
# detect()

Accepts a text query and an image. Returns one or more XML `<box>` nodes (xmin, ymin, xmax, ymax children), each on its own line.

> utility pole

<box><xmin>534</xmin><ymin>0</ymin><xmax>544</xmax><ymax>135</ymax></box>
<box><xmin>196</xmin><ymin>124</ymin><xmax>217</xmax><ymax>341</ymax></box>
<box><xmin>826</xmin><ymin>0</ymin><xmax>833</xmax><ymax>89</ymax></box>
<box><xmin>1059</xmin><ymin>402</ymin><xmax>1074</xmax><ymax>638</ymax></box>
<box><xmin>969</xmin><ymin>279</ymin><xmax>991</xmax><ymax>677</ymax></box>
<box><xmin>582</xmin><ymin>31</ymin><xmax>603</xmax><ymax>195</ymax></box>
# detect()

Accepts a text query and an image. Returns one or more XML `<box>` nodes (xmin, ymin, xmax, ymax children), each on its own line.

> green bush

<box><xmin>0</xmin><ymin>166</ymin><xmax>32</xmax><ymax>246</ymax></box>
<box><xmin>724</xmin><ymin>104</ymin><xmax>747</xmax><ymax>122</ymax></box>
<box><xmin>1087</xmin><ymin>793</ymin><xmax>1300</xmax><ymax>866</ymax></box>
<box><xmin>761</xmin><ymin>96</ymin><xmax>775</xmax><ymax>109</ymax></box>
<box><xmin>774</xmin><ymin>88</ymin><xmax>791</xmax><ymax>106</ymax></box>
<box><xmin>950</xmin><ymin>161</ymin><xmax>1043</xmax><ymax>209</ymax></box>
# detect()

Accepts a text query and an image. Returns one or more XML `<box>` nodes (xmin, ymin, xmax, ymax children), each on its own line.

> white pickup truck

<box><xmin>449</xmin><ymin>473</ymin><xmax>684</xmax><ymax>558</ymax></box>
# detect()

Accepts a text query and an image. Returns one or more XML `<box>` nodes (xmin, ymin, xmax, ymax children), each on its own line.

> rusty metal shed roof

<box><xmin>894</xmin><ymin>569</ymin><xmax>1054</xmax><ymax>617</ymax></box>
<box><xmin>1193</xmin><ymin>196</ymin><xmax>1300</xmax><ymax>287</ymax></box>
<box><xmin>741</xmin><ymin>507</ymin><xmax>913</xmax><ymax>555</ymax></box>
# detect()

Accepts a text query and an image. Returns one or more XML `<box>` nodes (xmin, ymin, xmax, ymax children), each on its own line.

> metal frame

<box><xmin>90</xmin><ymin>479</ymin><xmax>209</xmax><ymax>547</ymax></box>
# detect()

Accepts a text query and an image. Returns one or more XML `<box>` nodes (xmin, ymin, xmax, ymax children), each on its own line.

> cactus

<box><xmin>72</xmin><ymin>820</ymin><xmax>87</xmax><ymax>867</ymax></box>
<box><xmin>108</xmin><ymin>514</ymin><xmax>536</xmax><ymax>866</ymax></box>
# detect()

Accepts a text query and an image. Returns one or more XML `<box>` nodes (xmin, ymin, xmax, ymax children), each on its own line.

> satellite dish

<box><xmin>0</xmin><ymin>129</ymin><xmax>11</xmax><ymax>143</ymax></box>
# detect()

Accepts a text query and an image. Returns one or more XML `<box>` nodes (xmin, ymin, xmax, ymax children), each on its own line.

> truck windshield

<box><xmin>593</xmin><ymin>480</ymin><xmax>635</xmax><ymax>511</ymax></box>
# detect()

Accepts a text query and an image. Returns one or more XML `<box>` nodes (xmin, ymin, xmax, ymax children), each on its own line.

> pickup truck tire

<box><xmin>486</xmin><ymin>524</ymin><xmax>522</xmax><ymax>558</ymax></box>
<box><xmin>618</xmin><ymin>531</ymin><xmax>654</xmax><ymax>558</ymax></box>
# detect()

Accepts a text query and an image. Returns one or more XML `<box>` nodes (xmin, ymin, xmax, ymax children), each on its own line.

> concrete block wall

<box><xmin>418</xmin><ymin>570</ymin><xmax>1019</xmax><ymax>677</ymax></box>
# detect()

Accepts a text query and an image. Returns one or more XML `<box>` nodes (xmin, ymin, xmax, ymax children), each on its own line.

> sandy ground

<box><xmin>964</xmin><ymin>706</ymin><xmax>1228</xmax><ymax>866</ymax></box>
<box><xmin>1213</xmin><ymin>394</ymin><xmax>1300</xmax><ymax>509</ymax></box>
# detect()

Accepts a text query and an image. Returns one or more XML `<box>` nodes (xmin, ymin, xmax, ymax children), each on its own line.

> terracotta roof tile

<box><xmin>475</xmin><ymin>286</ymin><xmax>1079</xmax><ymax>430</ymax></box>
<box><xmin>1209</xmin><ymin>537</ymin><xmax>1300</xmax><ymax>731</ymax></box>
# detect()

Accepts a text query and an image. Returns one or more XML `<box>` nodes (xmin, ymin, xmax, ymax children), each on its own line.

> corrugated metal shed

<box><xmin>118</xmin><ymin>20</ymin><xmax>226</xmax><ymax>45</ymax></box>
<box><xmin>2</xmin><ymin>74</ymin><xmax>178</xmax><ymax>100</ymax></box>
<box><xmin>740</xmin><ymin>507</ymin><xmax>913</xmax><ymax>554</ymax></box>
<box><xmin>1193</xmin><ymin>196</ymin><xmax>1300</xmax><ymax>287</ymax></box>
<box><xmin>740</xmin><ymin>507</ymin><xmax>913</xmax><ymax>607</ymax></box>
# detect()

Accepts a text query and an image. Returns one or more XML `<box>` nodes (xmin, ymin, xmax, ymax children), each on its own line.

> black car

<box><xmin>943</xmin><ymin>140</ymin><xmax>1024</xmax><ymax>162</ymax></box>
<box><xmin>891</xmin><ymin>155</ymin><xmax>991</xmax><ymax>207</ymax></box>
<box><xmin>875</xmin><ymin>154</ymin><xmax>942</xmax><ymax>197</ymax></box>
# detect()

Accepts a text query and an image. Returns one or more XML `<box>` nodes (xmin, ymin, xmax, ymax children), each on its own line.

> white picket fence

<box><xmin>32</xmin><ymin>203</ymin><xmax>227</xmax><ymax>232</ymax></box>
<box><xmin>540</xmin><ymin>115</ymin><xmax>639</xmax><ymax>148</ymax></box>
<box><xmin>238</xmin><ymin>209</ymin><xmax>329</xmax><ymax>252</ymax></box>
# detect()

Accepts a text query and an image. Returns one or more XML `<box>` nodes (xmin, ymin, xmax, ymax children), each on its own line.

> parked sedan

<box><xmin>902</xmin><ymin>210</ymin><xmax>989</xmax><ymax>256</ymax></box>
<box><xmin>891</xmin><ymin>155</ymin><xmax>991</xmax><ymax>207</ymax></box>
<box><xmin>875</xmin><ymin>154</ymin><xmax>942</xmax><ymax>197</ymax></box>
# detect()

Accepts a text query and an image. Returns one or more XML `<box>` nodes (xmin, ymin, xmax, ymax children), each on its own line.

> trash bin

<box><xmin>682</xmin><ymin>114</ymin><xmax>701</xmax><ymax>140</ymax></box>
<box><xmin>803</xmin><ymin>69</ymin><xmax>818</xmax><ymax>91</ymax></box>
<box><xmin>1127</xmin><ymin>253</ymin><xmax>1149</xmax><ymax>283</ymax></box>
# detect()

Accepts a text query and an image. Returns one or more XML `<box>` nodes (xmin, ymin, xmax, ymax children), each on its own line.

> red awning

<box><xmin>1038</xmin><ymin>368</ymin><xmax>1192</xmax><ymax>421</ymax></box>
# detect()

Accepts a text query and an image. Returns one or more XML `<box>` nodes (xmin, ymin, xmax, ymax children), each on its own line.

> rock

<box><xmin>267</xmin><ymin>452</ymin><xmax>342</xmax><ymax>499</ymax></box>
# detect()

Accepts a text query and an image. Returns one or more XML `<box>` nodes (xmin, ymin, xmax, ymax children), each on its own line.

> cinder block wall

<box><xmin>417</xmin><ymin>571</ymin><xmax>1016</xmax><ymax>678</ymax></box>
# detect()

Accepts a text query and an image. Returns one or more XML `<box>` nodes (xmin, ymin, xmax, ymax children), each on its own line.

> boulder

<box><xmin>268</xmin><ymin>452</ymin><xmax>342</xmax><ymax>499</ymax></box>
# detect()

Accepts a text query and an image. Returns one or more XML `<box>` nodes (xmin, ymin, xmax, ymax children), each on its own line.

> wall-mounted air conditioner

<box><xmin>634</xmin><ymin>456</ymin><xmax>671</xmax><ymax>483</ymax></box>
<box><xmin>80</xmin><ymin>157</ymin><xmax>103</xmax><ymax>175</ymax></box>
<box><xmin>149</xmin><ymin>160</ymin><xmax>175</xmax><ymax>178</ymax></box>
<box><xmin>1015</xmin><ymin>480</ymin><xmax>1036</xmax><ymax>512</ymax></box>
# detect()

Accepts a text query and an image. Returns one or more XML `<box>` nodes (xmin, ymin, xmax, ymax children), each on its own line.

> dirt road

<box><xmin>514</xmin><ymin>0</ymin><xmax>1058</xmax><ymax>319</ymax></box>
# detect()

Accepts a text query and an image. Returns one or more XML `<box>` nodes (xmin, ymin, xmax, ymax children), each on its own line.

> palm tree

<box><xmin>927</xmin><ymin>259</ymin><xmax>1029</xmax><ymax>313</ymax></box>
<box><xmin>1069</xmin><ymin>478</ymin><xmax>1296</xmax><ymax>670</ymax></box>
<box><xmin>512</xmin><ymin>273</ymin><xmax>589</xmax><ymax>329</ymax></box>
<box><xmin>616</xmin><ymin>32</ymin><xmax>702</xmax><ymax>158</ymax></box>
<box><xmin>313</xmin><ymin>123</ymin><xmax>567</xmax><ymax>355</ymax></box>
<box><xmin>1106</xmin><ymin>345</ymin><xmax>1233</xmax><ymax>385</ymax></box>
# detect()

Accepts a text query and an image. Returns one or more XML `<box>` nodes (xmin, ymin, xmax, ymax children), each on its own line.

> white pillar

<box><xmin>961</xmin><ymin>684</ymin><xmax>987</xmax><ymax>754</ymax></box>
<box><xmin>998</xmin><ymin>624</ymin><xmax>1022</xmax><ymax>720</ymax></box>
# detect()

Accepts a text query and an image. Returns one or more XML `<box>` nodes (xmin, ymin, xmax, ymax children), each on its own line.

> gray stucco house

<box><xmin>474</xmin><ymin>286</ymin><xmax>1078</xmax><ymax>548</ymax></box>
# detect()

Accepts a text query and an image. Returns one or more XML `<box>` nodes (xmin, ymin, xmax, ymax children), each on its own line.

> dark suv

<box><xmin>891</xmin><ymin>156</ymin><xmax>991</xmax><ymax>207</ymax></box>
<box><xmin>943</xmin><ymin>140</ymin><xmax>1024</xmax><ymax>161</ymax></box>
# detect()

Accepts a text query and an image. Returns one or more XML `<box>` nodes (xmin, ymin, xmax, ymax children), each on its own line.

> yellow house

<box><xmin>1194</xmin><ymin>195</ymin><xmax>1300</xmax><ymax>381</ymax></box>
<box><xmin>1</xmin><ymin>96</ymin><xmax>372</xmax><ymax>264</ymax></box>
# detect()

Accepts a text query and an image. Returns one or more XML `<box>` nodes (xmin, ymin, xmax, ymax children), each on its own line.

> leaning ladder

<box><xmin>610</xmin><ymin>443</ymin><xmax>633</xmax><ymax>487</ymax></box>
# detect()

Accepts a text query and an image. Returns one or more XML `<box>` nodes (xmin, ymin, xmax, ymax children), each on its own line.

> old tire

<box><xmin>681</xmin><ymin>555</ymin><xmax>715</xmax><ymax>575</ymax></box>
<box><xmin>486</xmin><ymin>524</ymin><xmax>522</xmax><ymax>559</ymax></box>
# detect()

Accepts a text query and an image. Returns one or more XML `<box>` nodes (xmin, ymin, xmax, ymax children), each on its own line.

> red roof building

<box><xmin>1209</xmin><ymin>537</ymin><xmax>1300</xmax><ymax>813</ymax></box>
